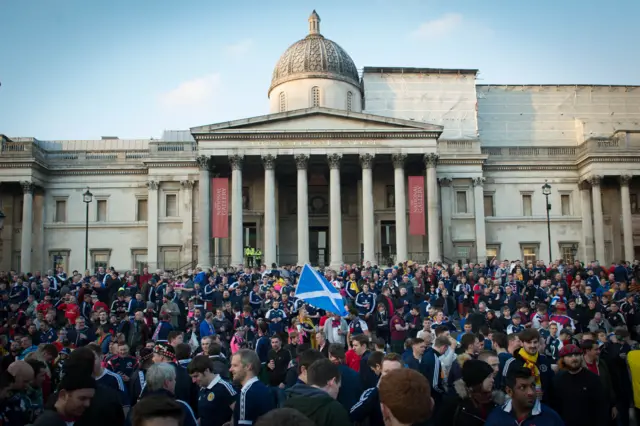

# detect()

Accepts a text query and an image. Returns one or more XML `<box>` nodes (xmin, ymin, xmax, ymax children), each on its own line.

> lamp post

<box><xmin>83</xmin><ymin>188</ymin><xmax>93</xmax><ymax>271</ymax></box>
<box><xmin>542</xmin><ymin>181</ymin><xmax>552</xmax><ymax>264</ymax></box>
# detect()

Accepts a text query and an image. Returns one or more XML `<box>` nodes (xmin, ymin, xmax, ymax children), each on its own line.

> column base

<box><xmin>329</xmin><ymin>261</ymin><xmax>343</xmax><ymax>271</ymax></box>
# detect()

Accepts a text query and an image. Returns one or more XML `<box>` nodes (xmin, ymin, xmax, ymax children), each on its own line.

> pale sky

<box><xmin>1</xmin><ymin>0</ymin><xmax>638</xmax><ymax>140</ymax></box>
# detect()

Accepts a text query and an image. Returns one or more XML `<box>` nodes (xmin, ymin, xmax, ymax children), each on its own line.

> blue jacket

<box><xmin>485</xmin><ymin>400</ymin><xmax>564</xmax><ymax>426</ymax></box>
<box><xmin>420</xmin><ymin>348</ymin><xmax>445</xmax><ymax>401</ymax></box>
<box><xmin>199</xmin><ymin>320</ymin><xmax>216</xmax><ymax>338</ymax></box>
<box><xmin>336</xmin><ymin>364</ymin><xmax>362</xmax><ymax>413</ymax></box>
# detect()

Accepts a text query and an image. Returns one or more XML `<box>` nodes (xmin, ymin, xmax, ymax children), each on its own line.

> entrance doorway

<box><xmin>310</xmin><ymin>226</ymin><xmax>329</xmax><ymax>266</ymax></box>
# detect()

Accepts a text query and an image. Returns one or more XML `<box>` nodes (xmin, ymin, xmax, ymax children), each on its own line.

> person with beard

<box><xmin>504</xmin><ymin>328</ymin><xmax>554</xmax><ymax>403</ymax></box>
<box><xmin>435</xmin><ymin>359</ymin><xmax>501</xmax><ymax>426</ymax></box>
<box><xmin>229</xmin><ymin>349</ymin><xmax>276</xmax><ymax>426</ymax></box>
<box><xmin>486</xmin><ymin>367</ymin><xmax>563</xmax><ymax>426</ymax></box>
<box><xmin>550</xmin><ymin>344</ymin><xmax>608</xmax><ymax>426</ymax></box>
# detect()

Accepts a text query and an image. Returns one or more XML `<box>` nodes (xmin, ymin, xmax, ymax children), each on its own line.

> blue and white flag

<box><xmin>295</xmin><ymin>264</ymin><xmax>348</xmax><ymax>317</ymax></box>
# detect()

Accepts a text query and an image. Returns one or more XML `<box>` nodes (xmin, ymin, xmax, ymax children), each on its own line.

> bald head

<box><xmin>8</xmin><ymin>361</ymin><xmax>34</xmax><ymax>390</ymax></box>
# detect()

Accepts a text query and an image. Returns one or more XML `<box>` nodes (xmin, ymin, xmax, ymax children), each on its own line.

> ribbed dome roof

<box><xmin>269</xmin><ymin>11</ymin><xmax>360</xmax><ymax>95</ymax></box>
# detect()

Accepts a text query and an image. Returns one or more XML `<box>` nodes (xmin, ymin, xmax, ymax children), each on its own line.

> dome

<box><xmin>269</xmin><ymin>11</ymin><xmax>360</xmax><ymax>95</ymax></box>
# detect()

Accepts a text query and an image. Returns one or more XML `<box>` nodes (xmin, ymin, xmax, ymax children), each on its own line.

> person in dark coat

<box><xmin>33</xmin><ymin>371</ymin><xmax>96</xmax><ymax>426</ymax></box>
<box><xmin>284</xmin><ymin>359</ymin><xmax>351</xmax><ymax>426</ymax></box>
<box><xmin>150</xmin><ymin>342</ymin><xmax>198</xmax><ymax>413</ymax></box>
<box><xmin>435</xmin><ymin>359</ymin><xmax>504</xmax><ymax>426</ymax></box>
<box><xmin>328</xmin><ymin>344</ymin><xmax>362</xmax><ymax>412</ymax></box>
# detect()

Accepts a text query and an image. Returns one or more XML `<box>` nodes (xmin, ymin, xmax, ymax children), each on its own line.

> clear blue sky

<box><xmin>1</xmin><ymin>0</ymin><xmax>638</xmax><ymax>140</ymax></box>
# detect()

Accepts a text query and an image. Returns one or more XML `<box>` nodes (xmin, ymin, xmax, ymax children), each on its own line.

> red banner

<box><xmin>211</xmin><ymin>178</ymin><xmax>229</xmax><ymax>238</ymax></box>
<box><xmin>408</xmin><ymin>176</ymin><xmax>426</xmax><ymax>236</ymax></box>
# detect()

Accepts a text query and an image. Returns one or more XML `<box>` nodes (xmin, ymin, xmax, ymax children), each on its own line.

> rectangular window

<box><xmin>50</xmin><ymin>250</ymin><xmax>70</xmax><ymax>273</ymax></box>
<box><xmin>522</xmin><ymin>245</ymin><xmax>538</xmax><ymax>264</ymax></box>
<box><xmin>486</xmin><ymin>245</ymin><xmax>500</xmax><ymax>264</ymax></box>
<box><xmin>132</xmin><ymin>250</ymin><xmax>148</xmax><ymax>270</ymax></box>
<box><xmin>456</xmin><ymin>191</ymin><xmax>468</xmax><ymax>214</ymax></box>
<box><xmin>454</xmin><ymin>244</ymin><xmax>471</xmax><ymax>263</ymax></box>
<box><xmin>483</xmin><ymin>194</ymin><xmax>494</xmax><ymax>217</ymax></box>
<box><xmin>560</xmin><ymin>244</ymin><xmax>577</xmax><ymax>264</ymax></box>
<box><xmin>137</xmin><ymin>199</ymin><xmax>148</xmax><ymax>221</ymax></box>
<box><xmin>91</xmin><ymin>251</ymin><xmax>110</xmax><ymax>272</ymax></box>
<box><xmin>561</xmin><ymin>194</ymin><xmax>571</xmax><ymax>216</ymax></box>
<box><xmin>522</xmin><ymin>194</ymin><xmax>532</xmax><ymax>216</ymax></box>
<box><xmin>55</xmin><ymin>200</ymin><xmax>67</xmax><ymax>223</ymax></box>
<box><xmin>165</xmin><ymin>194</ymin><xmax>178</xmax><ymax>217</ymax></box>
<box><xmin>161</xmin><ymin>248</ymin><xmax>180</xmax><ymax>271</ymax></box>
<box><xmin>96</xmin><ymin>200</ymin><xmax>107</xmax><ymax>222</ymax></box>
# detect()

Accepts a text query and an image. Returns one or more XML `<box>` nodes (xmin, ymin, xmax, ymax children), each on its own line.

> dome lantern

<box><xmin>308</xmin><ymin>10</ymin><xmax>321</xmax><ymax>36</ymax></box>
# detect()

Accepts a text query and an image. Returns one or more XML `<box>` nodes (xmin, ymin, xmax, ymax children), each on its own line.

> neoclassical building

<box><xmin>1</xmin><ymin>11</ymin><xmax>640</xmax><ymax>273</ymax></box>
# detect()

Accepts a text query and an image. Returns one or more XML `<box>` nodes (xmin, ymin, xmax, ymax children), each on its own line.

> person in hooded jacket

<box><xmin>435</xmin><ymin>359</ymin><xmax>504</xmax><ymax>426</ymax></box>
<box><xmin>283</xmin><ymin>358</ymin><xmax>351</xmax><ymax>426</ymax></box>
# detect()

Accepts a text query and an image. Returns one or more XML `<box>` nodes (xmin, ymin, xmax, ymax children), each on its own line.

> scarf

<box><xmin>518</xmin><ymin>348</ymin><xmax>541</xmax><ymax>393</ymax></box>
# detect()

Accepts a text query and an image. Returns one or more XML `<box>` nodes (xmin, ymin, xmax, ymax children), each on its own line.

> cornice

<box><xmin>438</xmin><ymin>159</ymin><xmax>485</xmax><ymax>166</ymax></box>
<box><xmin>485</xmin><ymin>216</ymin><xmax>582</xmax><ymax>223</ymax></box>
<box><xmin>44</xmin><ymin>222</ymin><xmax>148</xmax><ymax>229</ymax></box>
<box><xmin>483</xmin><ymin>165</ymin><xmax>578</xmax><ymax>171</ymax></box>
<box><xmin>195</xmin><ymin>132</ymin><xmax>440</xmax><ymax>141</ymax></box>
<box><xmin>144</xmin><ymin>161</ymin><xmax>197</xmax><ymax>168</ymax></box>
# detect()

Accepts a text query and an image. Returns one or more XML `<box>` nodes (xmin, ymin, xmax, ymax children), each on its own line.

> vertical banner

<box><xmin>408</xmin><ymin>176</ymin><xmax>426</xmax><ymax>236</ymax></box>
<box><xmin>211</xmin><ymin>178</ymin><xmax>229</xmax><ymax>238</ymax></box>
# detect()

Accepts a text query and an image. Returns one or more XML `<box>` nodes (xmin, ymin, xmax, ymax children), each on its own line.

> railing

<box><xmin>407</xmin><ymin>252</ymin><xmax>430</xmax><ymax>264</ymax></box>
<box><xmin>438</xmin><ymin>140</ymin><xmax>481</xmax><ymax>155</ymax></box>
<box><xmin>171</xmin><ymin>260</ymin><xmax>199</xmax><ymax>276</ymax></box>
<box><xmin>0</xmin><ymin>138</ymin><xmax>198</xmax><ymax>164</ymax></box>
<box><xmin>480</xmin><ymin>146</ymin><xmax>577</xmax><ymax>158</ymax></box>
<box><xmin>277</xmin><ymin>253</ymin><xmax>299</xmax><ymax>266</ymax></box>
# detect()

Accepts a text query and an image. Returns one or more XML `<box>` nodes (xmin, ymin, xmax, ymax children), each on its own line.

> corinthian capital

<box><xmin>619</xmin><ymin>175</ymin><xmax>632</xmax><ymax>186</ymax></box>
<box><xmin>588</xmin><ymin>175</ymin><xmax>603</xmax><ymax>187</ymax></box>
<box><xmin>180</xmin><ymin>180</ymin><xmax>195</xmax><ymax>190</ymax></box>
<box><xmin>196</xmin><ymin>155</ymin><xmax>210</xmax><ymax>171</ymax></box>
<box><xmin>360</xmin><ymin>154</ymin><xmax>375</xmax><ymax>169</ymax></box>
<box><xmin>391</xmin><ymin>154</ymin><xmax>406</xmax><ymax>169</ymax></box>
<box><xmin>424</xmin><ymin>153</ymin><xmax>439</xmax><ymax>168</ymax></box>
<box><xmin>327</xmin><ymin>154</ymin><xmax>342</xmax><ymax>169</ymax></box>
<box><xmin>438</xmin><ymin>177</ymin><xmax>453</xmax><ymax>187</ymax></box>
<box><xmin>472</xmin><ymin>177</ymin><xmax>486</xmax><ymax>187</ymax></box>
<box><xmin>20</xmin><ymin>181</ymin><xmax>35</xmax><ymax>194</ymax></box>
<box><xmin>262</xmin><ymin>154</ymin><xmax>277</xmax><ymax>170</ymax></box>
<box><xmin>295</xmin><ymin>154</ymin><xmax>309</xmax><ymax>170</ymax></box>
<box><xmin>146</xmin><ymin>180</ymin><xmax>159</xmax><ymax>191</ymax></box>
<box><xmin>229</xmin><ymin>155</ymin><xmax>244</xmax><ymax>171</ymax></box>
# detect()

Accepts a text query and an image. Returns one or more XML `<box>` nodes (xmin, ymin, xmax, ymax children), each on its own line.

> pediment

<box><xmin>190</xmin><ymin>107</ymin><xmax>443</xmax><ymax>134</ymax></box>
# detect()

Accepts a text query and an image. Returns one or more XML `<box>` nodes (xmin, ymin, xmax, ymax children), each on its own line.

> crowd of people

<box><xmin>1</xmin><ymin>258</ymin><xmax>640</xmax><ymax>426</ymax></box>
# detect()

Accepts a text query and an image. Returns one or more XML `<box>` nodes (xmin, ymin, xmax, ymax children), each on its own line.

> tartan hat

<box><xmin>153</xmin><ymin>342</ymin><xmax>176</xmax><ymax>361</ymax></box>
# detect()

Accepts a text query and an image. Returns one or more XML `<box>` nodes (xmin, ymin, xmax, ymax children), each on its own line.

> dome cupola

<box><xmin>268</xmin><ymin>11</ymin><xmax>363</xmax><ymax>113</ymax></box>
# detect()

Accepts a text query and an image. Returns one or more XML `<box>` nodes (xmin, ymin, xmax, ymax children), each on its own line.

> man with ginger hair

<box><xmin>378</xmin><ymin>368</ymin><xmax>433</xmax><ymax>426</ymax></box>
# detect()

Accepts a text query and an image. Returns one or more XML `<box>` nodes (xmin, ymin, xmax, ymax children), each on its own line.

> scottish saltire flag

<box><xmin>295</xmin><ymin>264</ymin><xmax>348</xmax><ymax>316</ymax></box>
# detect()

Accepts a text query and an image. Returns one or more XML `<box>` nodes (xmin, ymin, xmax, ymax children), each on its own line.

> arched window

<box><xmin>279</xmin><ymin>92</ymin><xmax>286</xmax><ymax>112</ymax></box>
<box><xmin>311</xmin><ymin>86</ymin><xmax>320</xmax><ymax>107</ymax></box>
<box><xmin>347</xmin><ymin>91</ymin><xmax>353</xmax><ymax>111</ymax></box>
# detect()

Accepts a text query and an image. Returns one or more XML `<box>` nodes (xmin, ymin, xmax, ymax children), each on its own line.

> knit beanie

<box><xmin>462</xmin><ymin>359</ymin><xmax>494</xmax><ymax>387</ymax></box>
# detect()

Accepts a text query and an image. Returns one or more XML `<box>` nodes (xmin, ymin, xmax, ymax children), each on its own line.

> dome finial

<box><xmin>308</xmin><ymin>10</ymin><xmax>321</xmax><ymax>35</ymax></box>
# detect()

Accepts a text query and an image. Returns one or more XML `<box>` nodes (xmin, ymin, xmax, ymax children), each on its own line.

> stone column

<box><xmin>180</xmin><ymin>180</ymin><xmax>195</xmax><ymax>265</ymax></box>
<box><xmin>262</xmin><ymin>155</ymin><xmax>277</xmax><ymax>266</ymax></box>
<box><xmin>392</xmin><ymin>154</ymin><xmax>408</xmax><ymax>263</ymax></box>
<box><xmin>473</xmin><ymin>177</ymin><xmax>487</xmax><ymax>263</ymax></box>
<box><xmin>196</xmin><ymin>156</ymin><xmax>211</xmax><ymax>268</ymax></box>
<box><xmin>620</xmin><ymin>175</ymin><xmax>634</xmax><ymax>262</ymax></box>
<box><xmin>590</xmin><ymin>176</ymin><xmax>605</xmax><ymax>263</ymax></box>
<box><xmin>229</xmin><ymin>155</ymin><xmax>244</xmax><ymax>267</ymax></box>
<box><xmin>439</xmin><ymin>177</ymin><xmax>453</xmax><ymax>260</ymax></box>
<box><xmin>424</xmin><ymin>154</ymin><xmax>441</xmax><ymax>262</ymax></box>
<box><xmin>579</xmin><ymin>181</ymin><xmax>595</xmax><ymax>262</ymax></box>
<box><xmin>360</xmin><ymin>154</ymin><xmax>375</xmax><ymax>265</ymax></box>
<box><xmin>147</xmin><ymin>180</ymin><xmax>159</xmax><ymax>271</ymax></box>
<box><xmin>295</xmin><ymin>155</ymin><xmax>310</xmax><ymax>265</ymax></box>
<box><xmin>328</xmin><ymin>154</ymin><xmax>343</xmax><ymax>269</ymax></box>
<box><xmin>20</xmin><ymin>182</ymin><xmax>34</xmax><ymax>273</ymax></box>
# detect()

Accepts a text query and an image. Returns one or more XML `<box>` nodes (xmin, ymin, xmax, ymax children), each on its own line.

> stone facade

<box><xmin>1</xmin><ymin>13</ymin><xmax>640</xmax><ymax>273</ymax></box>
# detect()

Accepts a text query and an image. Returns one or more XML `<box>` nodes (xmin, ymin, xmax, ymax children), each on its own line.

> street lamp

<box><xmin>542</xmin><ymin>180</ymin><xmax>552</xmax><ymax>264</ymax></box>
<box><xmin>83</xmin><ymin>187</ymin><xmax>93</xmax><ymax>271</ymax></box>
